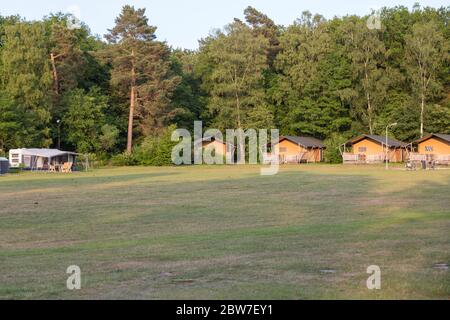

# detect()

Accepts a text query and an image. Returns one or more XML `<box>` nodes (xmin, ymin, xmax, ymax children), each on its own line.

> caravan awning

<box><xmin>19</xmin><ymin>149</ymin><xmax>77</xmax><ymax>158</ymax></box>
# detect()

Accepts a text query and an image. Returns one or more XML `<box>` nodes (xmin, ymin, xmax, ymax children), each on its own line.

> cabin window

<box><xmin>425</xmin><ymin>146</ymin><xmax>433</xmax><ymax>152</ymax></box>
<box><xmin>11</xmin><ymin>159</ymin><xmax>19</xmax><ymax>163</ymax></box>
<box><xmin>11</xmin><ymin>153</ymin><xmax>19</xmax><ymax>158</ymax></box>
<box><xmin>279</xmin><ymin>147</ymin><xmax>287</xmax><ymax>153</ymax></box>
<box><xmin>358</xmin><ymin>147</ymin><xmax>367</xmax><ymax>152</ymax></box>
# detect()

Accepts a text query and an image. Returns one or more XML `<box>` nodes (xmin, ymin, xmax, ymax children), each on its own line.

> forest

<box><xmin>0</xmin><ymin>4</ymin><xmax>448</xmax><ymax>164</ymax></box>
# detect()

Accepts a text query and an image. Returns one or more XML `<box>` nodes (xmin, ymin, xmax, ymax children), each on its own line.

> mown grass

<box><xmin>0</xmin><ymin>165</ymin><xmax>449</xmax><ymax>299</ymax></box>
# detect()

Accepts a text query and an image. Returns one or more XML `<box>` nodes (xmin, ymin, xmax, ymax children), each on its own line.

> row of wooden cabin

<box><xmin>201</xmin><ymin>133</ymin><xmax>450</xmax><ymax>164</ymax></box>
<box><xmin>341</xmin><ymin>133</ymin><xmax>450</xmax><ymax>164</ymax></box>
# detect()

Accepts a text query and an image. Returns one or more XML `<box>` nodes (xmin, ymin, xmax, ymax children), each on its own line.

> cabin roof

<box><xmin>414</xmin><ymin>133</ymin><xmax>450</xmax><ymax>144</ymax></box>
<box><xmin>195</xmin><ymin>135</ymin><xmax>234</xmax><ymax>147</ymax></box>
<box><xmin>277</xmin><ymin>136</ymin><xmax>325</xmax><ymax>148</ymax></box>
<box><xmin>346</xmin><ymin>135</ymin><xmax>408</xmax><ymax>148</ymax></box>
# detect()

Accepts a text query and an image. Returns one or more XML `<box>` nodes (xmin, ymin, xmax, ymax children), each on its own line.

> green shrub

<box><xmin>133</xmin><ymin>125</ymin><xmax>178</xmax><ymax>166</ymax></box>
<box><xmin>8</xmin><ymin>167</ymin><xmax>21</xmax><ymax>174</ymax></box>
<box><xmin>111</xmin><ymin>152</ymin><xmax>138</xmax><ymax>166</ymax></box>
<box><xmin>110</xmin><ymin>125</ymin><xmax>178</xmax><ymax>167</ymax></box>
<box><xmin>323</xmin><ymin>133</ymin><xmax>348</xmax><ymax>164</ymax></box>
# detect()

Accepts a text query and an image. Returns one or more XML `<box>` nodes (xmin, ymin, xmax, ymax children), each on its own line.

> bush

<box><xmin>8</xmin><ymin>167</ymin><xmax>21</xmax><ymax>174</ymax></box>
<box><xmin>111</xmin><ymin>125</ymin><xmax>178</xmax><ymax>167</ymax></box>
<box><xmin>133</xmin><ymin>125</ymin><xmax>178</xmax><ymax>166</ymax></box>
<box><xmin>111</xmin><ymin>152</ymin><xmax>138</xmax><ymax>166</ymax></box>
<box><xmin>99</xmin><ymin>124</ymin><xmax>119</xmax><ymax>153</ymax></box>
<box><xmin>323</xmin><ymin>133</ymin><xmax>348</xmax><ymax>164</ymax></box>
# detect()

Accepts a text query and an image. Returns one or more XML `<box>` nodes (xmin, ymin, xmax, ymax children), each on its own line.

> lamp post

<box><xmin>56</xmin><ymin>119</ymin><xmax>61</xmax><ymax>150</ymax></box>
<box><xmin>385</xmin><ymin>122</ymin><xmax>397</xmax><ymax>170</ymax></box>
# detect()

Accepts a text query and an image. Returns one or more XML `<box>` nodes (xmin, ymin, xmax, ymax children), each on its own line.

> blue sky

<box><xmin>1</xmin><ymin>0</ymin><xmax>447</xmax><ymax>49</ymax></box>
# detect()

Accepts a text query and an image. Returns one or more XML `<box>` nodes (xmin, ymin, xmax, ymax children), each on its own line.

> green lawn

<box><xmin>0</xmin><ymin>165</ymin><xmax>449</xmax><ymax>299</ymax></box>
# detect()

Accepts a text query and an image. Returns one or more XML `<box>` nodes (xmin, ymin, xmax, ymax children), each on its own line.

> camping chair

<box><xmin>405</xmin><ymin>160</ymin><xmax>416</xmax><ymax>171</ymax></box>
<box><xmin>61</xmin><ymin>162</ymin><xmax>73</xmax><ymax>173</ymax></box>
<box><xmin>49</xmin><ymin>164</ymin><xmax>57</xmax><ymax>173</ymax></box>
<box><xmin>429</xmin><ymin>160</ymin><xmax>436</xmax><ymax>170</ymax></box>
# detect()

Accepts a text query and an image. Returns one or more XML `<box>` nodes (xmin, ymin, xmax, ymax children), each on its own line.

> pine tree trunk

<box><xmin>127</xmin><ymin>86</ymin><xmax>135</xmax><ymax>153</ymax></box>
<box><xmin>368</xmin><ymin>103</ymin><xmax>373</xmax><ymax>135</ymax></box>
<box><xmin>50</xmin><ymin>53</ymin><xmax>59</xmax><ymax>95</ymax></box>
<box><xmin>364</xmin><ymin>65</ymin><xmax>373</xmax><ymax>135</ymax></box>
<box><xmin>235</xmin><ymin>93</ymin><xmax>241</xmax><ymax>129</ymax></box>
<box><xmin>127</xmin><ymin>49</ymin><xmax>136</xmax><ymax>154</ymax></box>
<box><xmin>235</xmin><ymin>92</ymin><xmax>245</xmax><ymax>164</ymax></box>
<box><xmin>420</xmin><ymin>93</ymin><xmax>425</xmax><ymax>138</ymax></box>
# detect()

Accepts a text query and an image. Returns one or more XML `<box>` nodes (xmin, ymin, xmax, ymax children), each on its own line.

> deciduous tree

<box><xmin>340</xmin><ymin>17</ymin><xmax>388</xmax><ymax>134</ymax></box>
<box><xmin>1</xmin><ymin>22</ymin><xmax>53</xmax><ymax>147</ymax></box>
<box><xmin>404</xmin><ymin>21</ymin><xmax>447</xmax><ymax>137</ymax></box>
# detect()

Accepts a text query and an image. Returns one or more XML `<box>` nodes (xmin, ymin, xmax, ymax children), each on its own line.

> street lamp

<box><xmin>385</xmin><ymin>122</ymin><xmax>397</xmax><ymax>170</ymax></box>
<box><xmin>56</xmin><ymin>119</ymin><xmax>61</xmax><ymax>150</ymax></box>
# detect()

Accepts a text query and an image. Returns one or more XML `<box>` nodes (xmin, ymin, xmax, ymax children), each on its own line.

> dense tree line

<box><xmin>0</xmin><ymin>4</ymin><xmax>448</xmax><ymax>163</ymax></box>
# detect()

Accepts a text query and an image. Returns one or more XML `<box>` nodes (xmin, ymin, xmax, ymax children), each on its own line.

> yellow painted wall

<box><xmin>274</xmin><ymin>139</ymin><xmax>322</xmax><ymax>162</ymax></box>
<box><xmin>202</xmin><ymin>140</ymin><xmax>227</xmax><ymax>156</ymax></box>
<box><xmin>352</xmin><ymin>138</ymin><xmax>403</xmax><ymax>162</ymax></box>
<box><xmin>418</xmin><ymin>137</ymin><xmax>450</xmax><ymax>155</ymax></box>
<box><xmin>353</xmin><ymin>139</ymin><xmax>383</xmax><ymax>156</ymax></box>
<box><xmin>274</xmin><ymin>140</ymin><xmax>305</xmax><ymax>156</ymax></box>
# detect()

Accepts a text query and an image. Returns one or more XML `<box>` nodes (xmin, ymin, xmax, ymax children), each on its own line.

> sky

<box><xmin>0</xmin><ymin>0</ymin><xmax>447</xmax><ymax>49</ymax></box>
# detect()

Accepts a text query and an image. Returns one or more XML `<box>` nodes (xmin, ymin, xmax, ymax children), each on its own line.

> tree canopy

<box><xmin>0</xmin><ymin>4</ymin><xmax>448</xmax><ymax>163</ymax></box>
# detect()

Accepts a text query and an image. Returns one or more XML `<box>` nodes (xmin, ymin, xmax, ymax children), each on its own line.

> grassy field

<box><xmin>0</xmin><ymin>165</ymin><xmax>449</xmax><ymax>299</ymax></box>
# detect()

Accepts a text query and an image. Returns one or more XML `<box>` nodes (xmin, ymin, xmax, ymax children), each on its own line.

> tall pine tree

<box><xmin>104</xmin><ymin>5</ymin><xmax>179</xmax><ymax>153</ymax></box>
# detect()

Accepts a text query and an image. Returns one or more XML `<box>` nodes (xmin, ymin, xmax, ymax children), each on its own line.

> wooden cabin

<box><xmin>198</xmin><ymin>135</ymin><xmax>234</xmax><ymax>161</ymax></box>
<box><xmin>411</xmin><ymin>133</ymin><xmax>450</xmax><ymax>164</ymax></box>
<box><xmin>201</xmin><ymin>138</ymin><xmax>227</xmax><ymax>156</ymax></box>
<box><xmin>341</xmin><ymin>135</ymin><xmax>409</xmax><ymax>164</ymax></box>
<box><xmin>272</xmin><ymin>136</ymin><xmax>325</xmax><ymax>163</ymax></box>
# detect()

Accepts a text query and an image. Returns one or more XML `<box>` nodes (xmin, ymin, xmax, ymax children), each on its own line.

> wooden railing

<box><xmin>343</xmin><ymin>153</ymin><xmax>385</xmax><ymax>164</ymax></box>
<box><xmin>408</xmin><ymin>153</ymin><xmax>450</xmax><ymax>165</ymax></box>
<box><xmin>342</xmin><ymin>153</ymin><xmax>363</xmax><ymax>164</ymax></box>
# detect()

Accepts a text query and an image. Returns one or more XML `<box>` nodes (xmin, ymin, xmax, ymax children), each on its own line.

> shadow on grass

<box><xmin>0</xmin><ymin>171</ymin><xmax>181</xmax><ymax>193</ymax></box>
